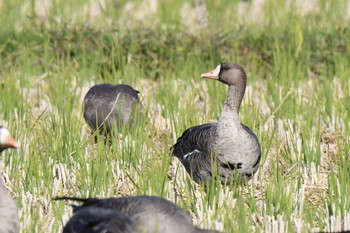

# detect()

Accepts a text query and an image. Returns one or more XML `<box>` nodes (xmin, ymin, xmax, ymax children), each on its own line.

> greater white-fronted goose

<box><xmin>0</xmin><ymin>126</ymin><xmax>20</xmax><ymax>233</ymax></box>
<box><xmin>172</xmin><ymin>62</ymin><xmax>261</xmax><ymax>184</ymax></box>
<box><xmin>56</xmin><ymin>196</ymin><xmax>221</xmax><ymax>233</ymax></box>
<box><xmin>83</xmin><ymin>84</ymin><xmax>141</xmax><ymax>133</ymax></box>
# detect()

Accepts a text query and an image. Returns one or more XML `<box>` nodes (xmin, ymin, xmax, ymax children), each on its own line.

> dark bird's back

<box><xmin>57</xmin><ymin>196</ymin><xmax>221</xmax><ymax>233</ymax></box>
<box><xmin>83</xmin><ymin>84</ymin><xmax>140</xmax><ymax>133</ymax></box>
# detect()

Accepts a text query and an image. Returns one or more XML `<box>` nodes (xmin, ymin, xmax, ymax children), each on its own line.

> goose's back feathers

<box><xmin>58</xmin><ymin>196</ymin><xmax>220</xmax><ymax>233</ymax></box>
<box><xmin>172</xmin><ymin>123</ymin><xmax>216</xmax><ymax>160</ymax></box>
<box><xmin>83</xmin><ymin>84</ymin><xmax>140</xmax><ymax>132</ymax></box>
<box><xmin>69</xmin><ymin>196</ymin><xmax>192</xmax><ymax>233</ymax></box>
<box><xmin>62</xmin><ymin>206</ymin><xmax>137</xmax><ymax>233</ymax></box>
<box><xmin>172</xmin><ymin>123</ymin><xmax>217</xmax><ymax>183</ymax></box>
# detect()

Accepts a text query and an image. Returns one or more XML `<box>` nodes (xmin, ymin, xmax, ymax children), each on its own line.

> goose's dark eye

<box><xmin>223</xmin><ymin>66</ymin><xmax>229</xmax><ymax>70</ymax></box>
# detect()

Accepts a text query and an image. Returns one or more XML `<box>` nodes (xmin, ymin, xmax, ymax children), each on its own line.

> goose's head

<box><xmin>201</xmin><ymin>62</ymin><xmax>246</xmax><ymax>86</ymax></box>
<box><xmin>0</xmin><ymin>127</ymin><xmax>20</xmax><ymax>153</ymax></box>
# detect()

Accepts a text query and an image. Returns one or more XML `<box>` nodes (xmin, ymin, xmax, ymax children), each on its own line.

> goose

<box><xmin>0</xmin><ymin>126</ymin><xmax>20</xmax><ymax>233</ymax></box>
<box><xmin>56</xmin><ymin>196</ymin><xmax>221</xmax><ymax>233</ymax></box>
<box><xmin>83</xmin><ymin>84</ymin><xmax>141</xmax><ymax>134</ymax></box>
<box><xmin>172</xmin><ymin>62</ymin><xmax>261</xmax><ymax>184</ymax></box>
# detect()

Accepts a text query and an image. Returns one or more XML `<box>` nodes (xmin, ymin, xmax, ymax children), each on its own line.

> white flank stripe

<box><xmin>183</xmin><ymin>149</ymin><xmax>200</xmax><ymax>160</ymax></box>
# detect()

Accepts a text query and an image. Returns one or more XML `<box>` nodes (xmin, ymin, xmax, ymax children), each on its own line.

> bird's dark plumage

<box><xmin>62</xmin><ymin>206</ymin><xmax>137</xmax><ymax>233</ymax></box>
<box><xmin>56</xmin><ymin>196</ymin><xmax>221</xmax><ymax>233</ymax></box>
<box><xmin>83</xmin><ymin>84</ymin><xmax>141</xmax><ymax>133</ymax></box>
<box><xmin>172</xmin><ymin>123</ymin><xmax>216</xmax><ymax>183</ymax></box>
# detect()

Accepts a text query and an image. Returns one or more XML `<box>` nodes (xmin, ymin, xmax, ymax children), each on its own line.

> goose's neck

<box><xmin>219</xmin><ymin>84</ymin><xmax>245</xmax><ymax>123</ymax></box>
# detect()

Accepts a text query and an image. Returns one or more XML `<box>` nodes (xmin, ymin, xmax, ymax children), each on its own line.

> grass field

<box><xmin>0</xmin><ymin>0</ymin><xmax>349</xmax><ymax>232</ymax></box>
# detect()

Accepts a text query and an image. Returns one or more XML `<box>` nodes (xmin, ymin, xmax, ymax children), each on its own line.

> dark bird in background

<box><xmin>56</xmin><ymin>196</ymin><xmax>221</xmax><ymax>233</ymax></box>
<box><xmin>172</xmin><ymin>62</ymin><xmax>261</xmax><ymax>184</ymax></box>
<box><xmin>83</xmin><ymin>84</ymin><xmax>141</xmax><ymax>134</ymax></box>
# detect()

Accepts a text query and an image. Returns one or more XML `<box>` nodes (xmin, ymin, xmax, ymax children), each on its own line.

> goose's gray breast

<box><xmin>216</xmin><ymin>123</ymin><xmax>261</xmax><ymax>180</ymax></box>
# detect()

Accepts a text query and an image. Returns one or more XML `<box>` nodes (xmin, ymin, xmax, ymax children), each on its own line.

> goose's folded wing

<box><xmin>63</xmin><ymin>207</ymin><xmax>137</xmax><ymax>233</ymax></box>
<box><xmin>171</xmin><ymin>123</ymin><xmax>216</xmax><ymax>160</ymax></box>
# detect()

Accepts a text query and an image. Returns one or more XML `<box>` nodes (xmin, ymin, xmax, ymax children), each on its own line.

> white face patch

<box><xmin>0</xmin><ymin>127</ymin><xmax>11</xmax><ymax>145</ymax></box>
<box><xmin>213</xmin><ymin>64</ymin><xmax>221</xmax><ymax>76</ymax></box>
